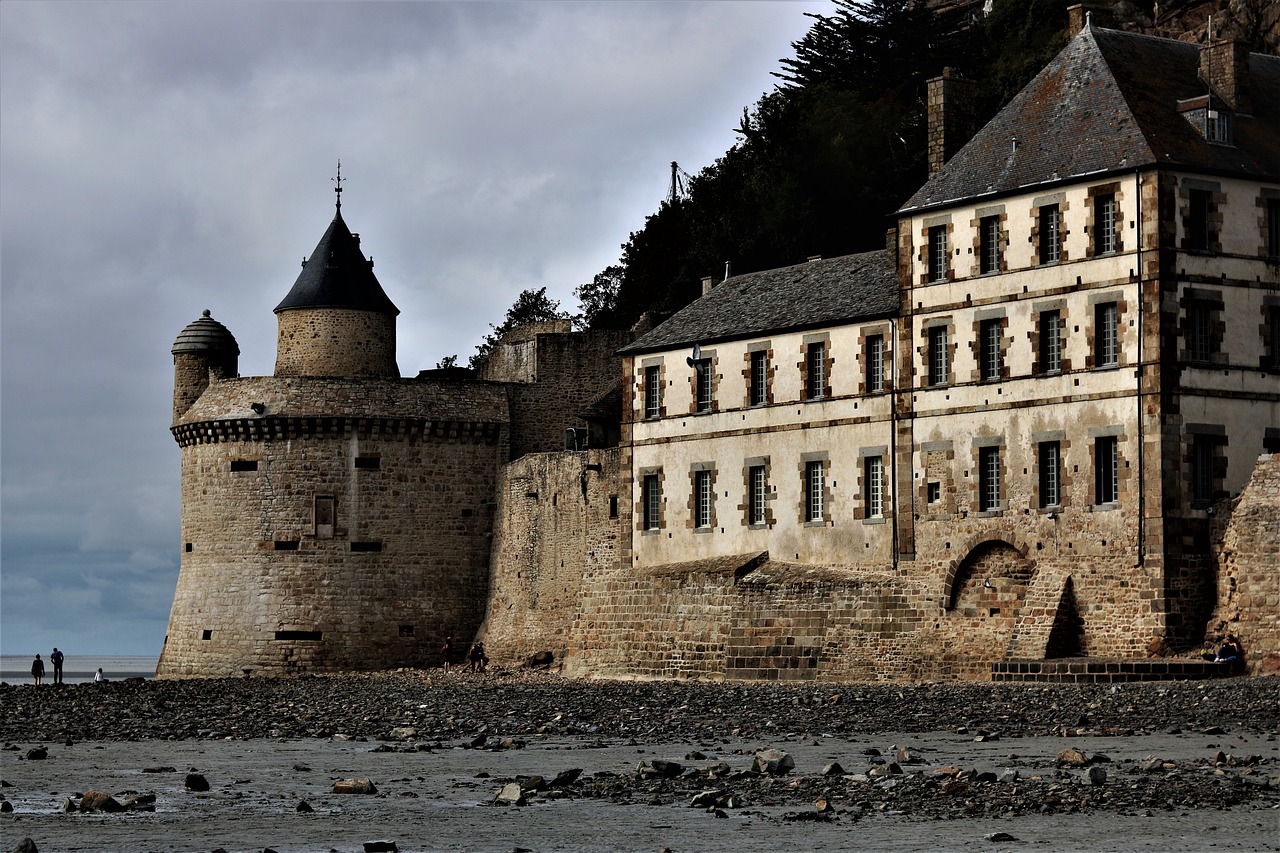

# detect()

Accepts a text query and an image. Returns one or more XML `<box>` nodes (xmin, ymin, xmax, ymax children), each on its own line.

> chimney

<box><xmin>926</xmin><ymin>69</ymin><xmax>977</xmax><ymax>178</ymax></box>
<box><xmin>1200</xmin><ymin>39</ymin><xmax>1250</xmax><ymax>113</ymax></box>
<box><xmin>723</xmin><ymin>261</ymin><xmax>732</xmax><ymax>281</ymax></box>
<box><xmin>1067</xmin><ymin>5</ymin><xmax>1112</xmax><ymax>35</ymax></box>
<box><xmin>885</xmin><ymin>226</ymin><xmax>899</xmax><ymax>274</ymax></box>
<box><xmin>701</xmin><ymin>275</ymin><xmax>715</xmax><ymax>296</ymax></box>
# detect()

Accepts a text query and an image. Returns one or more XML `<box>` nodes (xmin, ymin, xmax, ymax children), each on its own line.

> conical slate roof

<box><xmin>274</xmin><ymin>208</ymin><xmax>399</xmax><ymax>315</ymax></box>
<box><xmin>172</xmin><ymin>309</ymin><xmax>239</xmax><ymax>355</ymax></box>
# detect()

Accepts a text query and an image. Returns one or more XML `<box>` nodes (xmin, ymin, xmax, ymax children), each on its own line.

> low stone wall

<box><xmin>1207</xmin><ymin>454</ymin><xmax>1280</xmax><ymax>675</ymax></box>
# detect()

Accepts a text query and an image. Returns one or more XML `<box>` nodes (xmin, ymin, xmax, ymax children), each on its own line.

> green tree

<box><xmin>470</xmin><ymin>287</ymin><xmax>570</xmax><ymax>367</ymax></box>
<box><xmin>574</xmin><ymin>264</ymin><xmax>624</xmax><ymax>330</ymax></box>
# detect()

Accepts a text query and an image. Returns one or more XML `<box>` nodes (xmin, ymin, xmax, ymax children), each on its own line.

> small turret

<box><xmin>273</xmin><ymin>165</ymin><xmax>400</xmax><ymax>378</ymax></box>
<box><xmin>172</xmin><ymin>309</ymin><xmax>239</xmax><ymax>423</ymax></box>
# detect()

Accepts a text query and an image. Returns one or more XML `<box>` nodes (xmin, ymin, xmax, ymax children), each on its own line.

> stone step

<box><xmin>991</xmin><ymin>658</ymin><xmax>1240</xmax><ymax>683</ymax></box>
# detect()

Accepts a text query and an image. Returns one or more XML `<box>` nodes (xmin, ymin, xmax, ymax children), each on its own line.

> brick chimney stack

<box><xmin>926</xmin><ymin>69</ymin><xmax>977</xmax><ymax>178</ymax></box>
<box><xmin>1200</xmin><ymin>39</ymin><xmax>1251</xmax><ymax>114</ymax></box>
<box><xmin>1067</xmin><ymin>4</ymin><xmax>1113</xmax><ymax>35</ymax></box>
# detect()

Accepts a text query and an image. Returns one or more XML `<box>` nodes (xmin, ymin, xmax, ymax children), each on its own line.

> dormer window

<box><xmin>1206</xmin><ymin>109</ymin><xmax>1231</xmax><ymax>144</ymax></box>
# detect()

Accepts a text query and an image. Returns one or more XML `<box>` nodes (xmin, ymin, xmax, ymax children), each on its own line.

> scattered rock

<box><xmin>296</xmin><ymin>800</ymin><xmax>313</xmax><ymax>813</ymax></box>
<box><xmin>78</xmin><ymin>790</ymin><xmax>123</xmax><ymax>812</ymax></box>
<box><xmin>1087</xmin><ymin>766</ymin><xmax>1108</xmax><ymax>786</ymax></box>
<box><xmin>24</xmin><ymin>748</ymin><xmax>47</xmax><ymax>761</ymax></box>
<box><xmin>494</xmin><ymin>782</ymin><xmax>526</xmax><ymax>806</ymax></box>
<box><xmin>986</xmin><ymin>832</ymin><xmax>1018</xmax><ymax>842</ymax></box>
<box><xmin>332</xmin><ymin>778</ymin><xmax>378</xmax><ymax>794</ymax></box>
<box><xmin>11</xmin><ymin>839</ymin><xmax>37</xmax><ymax>853</ymax></box>
<box><xmin>1056</xmin><ymin>747</ymin><xmax>1089</xmax><ymax>767</ymax></box>
<box><xmin>362</xmin><ymin>842</ymin><xmax>398</xmax><ymax>852</ymax></box>
<box><xmin>184</xmin><ymin>773</ymin><xmax>210</xmax><ymax>792</ymax></box>
<box><xmin>550</xmin><ymin>768</ymin><xmax>582</xmax><ymax>787</ymax></box>
<box><xmin>141</xmin><ymin>766</ymin><xmax>175</xmax><ymax>773</ymax></box>
<box><xmin>820</xmin><ymin>761</ymin><xmax>845</xmax><ymax>776</ymax></box>
<box><xmin>751</xmin><ymin>748</ymin><xmax>794</xmax><ymax>776</ymax></box>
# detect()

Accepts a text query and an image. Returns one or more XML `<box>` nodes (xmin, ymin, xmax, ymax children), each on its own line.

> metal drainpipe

<box><xmin>1135</xmin><ymin>167</ymin><xmax>1145</xmax><ymax>568</ymax></box>
<box><xmin>890</xmin><ymin>315</ymin><xmax>899</xmax><ymax>567</ymax></box>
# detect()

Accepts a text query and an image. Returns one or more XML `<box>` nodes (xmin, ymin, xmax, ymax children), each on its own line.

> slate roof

<box><xmin>172</xmin><ymin>309</ymin><xmax>239</xmax><ymax>356</ymax></box>
<box><xmin>619</xmin><ymin>250</ymin><xmax>898</xmax><ymax>356</ymax></box>
<box><xmin>900</xmin><ymin>26</ymin><xmax>1280</xmax><ymax>213</ymax></box>
<box><xmin>274</xmin><ymin>208</ymin><xmax>400</xmax><ymax>315</ymax></box>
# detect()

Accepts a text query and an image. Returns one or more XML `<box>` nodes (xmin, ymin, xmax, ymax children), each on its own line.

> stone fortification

<box><xmin>1208</xmin><ymin>454</ymin><xmax>1280</xmax><ymax>675</ymax></box>
<box><xmin>477</xmin><ymin>448</ymin><xmax>620</xmax><ymax>666</ymax></box>
<box><xmin>273</xmin><ymin>308</ymin><xmax>398</xmax><ymax>378</ymax></box>
<box><xmin>478</xmin><ymin>329</ymin><xmax>633</xmax><ymax>460</ymax></box>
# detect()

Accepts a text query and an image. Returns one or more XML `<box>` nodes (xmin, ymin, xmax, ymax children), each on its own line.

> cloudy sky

<box><xmin>0</xmin><ymin>0</ymin><xmax>831</xmax><ymax>658</ymax></box>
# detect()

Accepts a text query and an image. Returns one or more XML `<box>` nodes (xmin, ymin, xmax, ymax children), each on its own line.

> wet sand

<box><xmin>4</xmin><ymin>731</ymin><xmax>1277</xmax><ymax>851</ymax></box>
<box><xmin>2</xmin><ymin>673</ymin><xmax>1277</xmax><ymax>852</ymax></box>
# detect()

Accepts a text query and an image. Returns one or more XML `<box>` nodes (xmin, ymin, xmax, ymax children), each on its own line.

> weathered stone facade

<box><xmin>161</xmin><ymin>27</ymin><xmax>1277</xmax><ymax>683</ymax></box>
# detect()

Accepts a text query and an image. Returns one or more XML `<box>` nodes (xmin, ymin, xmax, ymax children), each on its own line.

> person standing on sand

<box><xmin>441</xmin><ymin>635</ymin><xmax>454</xmax><ymax>673</ymax></box>
<box><xmin>31</xmin><ymin>654</ymin><xmax>44</xmax><ymax>686</ymax></box>
<box><xmin>50</xmin><ymin>647</ymin><xmax>64</xmax><ymax>685</ymax></box>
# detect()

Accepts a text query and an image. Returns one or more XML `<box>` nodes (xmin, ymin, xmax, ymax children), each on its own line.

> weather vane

<box><xmin>333</xmin><ymin>159</ymin><xmax>344</xmax><ymax>210</ymax></box>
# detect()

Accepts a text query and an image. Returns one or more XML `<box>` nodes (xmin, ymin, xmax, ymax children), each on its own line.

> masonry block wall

<box><xmin>501</xmin><ymin>330</ymin><xmax>633</xmax><ymax>460</ymax></box>
<box><xmin>274</xmin><ymin>309</ymin><xmax>398</xmax><ymax>378</ymax></box>
<box><xmin>1208</xmin><ymin>454</ymin><xmax>1280</xmax><ymax>674</ymax></box>
<box><xmin>477</xmin><ymin>448</ymin><xmax>620</xmax><ymax>666</ymax></box>
<box><xmin>158</xmin><ymin>376</ymin><xmax>508</xmax><ymax>678</ymax></box>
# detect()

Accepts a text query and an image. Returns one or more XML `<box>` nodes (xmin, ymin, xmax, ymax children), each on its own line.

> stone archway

<box><xmin>944</xmin><ymin>538</ymin><xmax>1034</xmax><ymax>613</ymax></box>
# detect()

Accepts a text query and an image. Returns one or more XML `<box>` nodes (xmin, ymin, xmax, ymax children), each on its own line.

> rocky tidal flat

<box><xmin>1</xmin><ymin>672</ymin><xmax>1277</xmax><ymax>852</ymax></box>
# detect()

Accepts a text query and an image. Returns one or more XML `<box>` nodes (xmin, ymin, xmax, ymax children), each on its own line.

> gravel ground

<box><xmin>1</xmin><ymin>671</ymin><xmax>1277</xmax><ymax>852</ymax></box>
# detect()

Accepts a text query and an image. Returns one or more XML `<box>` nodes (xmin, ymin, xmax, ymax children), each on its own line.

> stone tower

<box><xmin>273</xmin><ymin>195</ymin><xmax>400</xmax><ymax>378</ymax></box>
<box><xmin>158</xmin><ymin>185</ymin><xmax>509</xmax><ymax>678</ymax></box>
<box><xmin>171</xmin><ymin>309</ymin><xmax>239</xmax><ymax>422</ymax></box>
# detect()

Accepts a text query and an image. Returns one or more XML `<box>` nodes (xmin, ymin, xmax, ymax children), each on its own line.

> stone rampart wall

<box><xmin>1208</xmin><ymin>453</ymin><xmax>1280</xmax><ymax>674</ymax></box>
<box><xmin>158</xmin><ymin>423</ymin><xmax>505</xmax><ymax>678</ymax></box>
<box><xmin>479</xmin><ymin>330</ymin><xmax>632</xmax><ymax>459</ymax></box>
<box><xmin>477</xmin><ymin>449</ymin><xmax>621</xmax><ymax>666</ymax></box>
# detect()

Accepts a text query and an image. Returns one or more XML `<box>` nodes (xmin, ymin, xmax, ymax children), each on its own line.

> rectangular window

<box><xmin>1094</xmin><ymin>193</ymin><xmax>1116</xmax><ymax>255</ymax></box>
<box><xmin>1039</xmin><ymin>310</ymin><xmax>1062</xmax><ymax>373</ymax></box>
<box><xmin>644</xmin><ymin>365</ymin><xmax>661</xmax><ymax>419</ymax></box>
<box><xmin>864</xmin><ymin>456</ymin><xmax>883</xmax><ymax>519</ymax></box>
<box><xmin>929</xmin><ymin>225</ymin><xmax>948</xmax><ymax>282</ymax></box>
<box><xmin>694</xmin><ymin>469</ymin><xmax>712</xmax><ymax>528</ymax></box>
<box><xmin>748</xmin><ymin>465</ymin><xmax>767</xmax><ymax>526</ymax></box>
<box><xmin>980</xmin><ymin>318</ymin><xmax>1002</xmax><ymax>381</ymax></box>
<box><xmin>1039</xmin><ymin>204</ymin><xmax>1061</xmax><ymax>265</ymax></box>
<box><xmin>1188</xmin><ymin>301</ymin><xmax>1213</xmax><ymax>363</ymax></box>
<box><xmin>1038</xmin><ymin>441</ymin><xmax>1061</xmax><ymax>508</ymax></box>
<box><xmin>642</xmin><ymin>474</ymin><xmax>661</xmax><ymax>530</ymax></box>
<box><xmin>314</xmin><ymin>496</ymin><xmax>335</xmax><ymax>537</ymax></box>
<box><xmin>1095</xmin><ymin>437</ymin><xmax>1118</xmax><ymax>505</ymax></box>
<box><xmin>806</xmin><ymin>342</ymin><xmax>826</xmax><ymax>400</ymax></box>
<box><xmin>694</xmin><ymin>359</ymin><xmax>713</xmax><ymax>413</ymax></box>
<box><xmin>928</xmin><ymin>326</ymin><xmax>949</xmax><ymax>386</ymax></box>
<box><xmin>230</xmin><ymin>460</ymin><xmax>258</xmax><ymax>472</ymax></box>
<box><xmin>979</xmin><ymin>446</ymin><xmax>1001</xmax><ymax>512</ymax></box>
<box><xmin>1268</xmin><ymin>198</ymin><xmax>1280</xmax><ymax>260</ymax></box>
<box><xmin>1188</xmin><ymin>189</ymin><xmax>1212</xmax><ymax>251</ymax></box>
<box><xmin>1270</xmin><ymin>305</ymin><xmax>1280</xmax><ymax>370</ymax></box>
<box><xmin>927</xmin><ymin>481</ymin><xmax>941</xmax><ymax>504</ymax></box>
<box><xmin>749</xmin><ymin>350</ymin><xmax>768</xmax><ymax>406</ymax></box>
<box><xmin>350</xmin><ymin>541</ymin><xmax>382</xmax><ymax>552</ymax></box>
<box><xmin>805</xmin><ymin>460</ymin><xmax>825</xmax><ymax>522</ymax></box>
<box><xmin>979</xmin><ymin>216</ymin><xmax>1000</xmax><ymax>274</ymax></box>
<box><xmin>354</xmin><ymin>456</ymin><xmax>380</xmax><ymax>470</ymax></box>
<box><xmin>1192</xmin><ymin>437</ymin><xmax>1214</xmax><ymax>505</ymax></box>
<box><xmin>1095</xmin><ymin>302</ymin><xmax>1118</xmax><ymax>367</ymax></box>
<box><xmin>274</xmin><ymin>630</ymin><xmax>322</xmax><ymax>642</ymax></box>
<box><xmin>1206</xmin><ymin>109</ymin><xmax>1230</xmax><ymax>143</ymax></box>
<box><xmin>866</xmin><ymin>335</ymin><xmax>884</xmax><ymax>393</ymax></box>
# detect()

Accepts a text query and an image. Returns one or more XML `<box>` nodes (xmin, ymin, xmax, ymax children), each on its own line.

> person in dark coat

<box><xmin>31</xmin><ymin>654</ymin><xmax>44</xmax><ymax>686</ymax></box>
<box><xmin>50</xmin><ymin>647</ymin><xmax>64</xmax><ymax>684</ymax></box>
